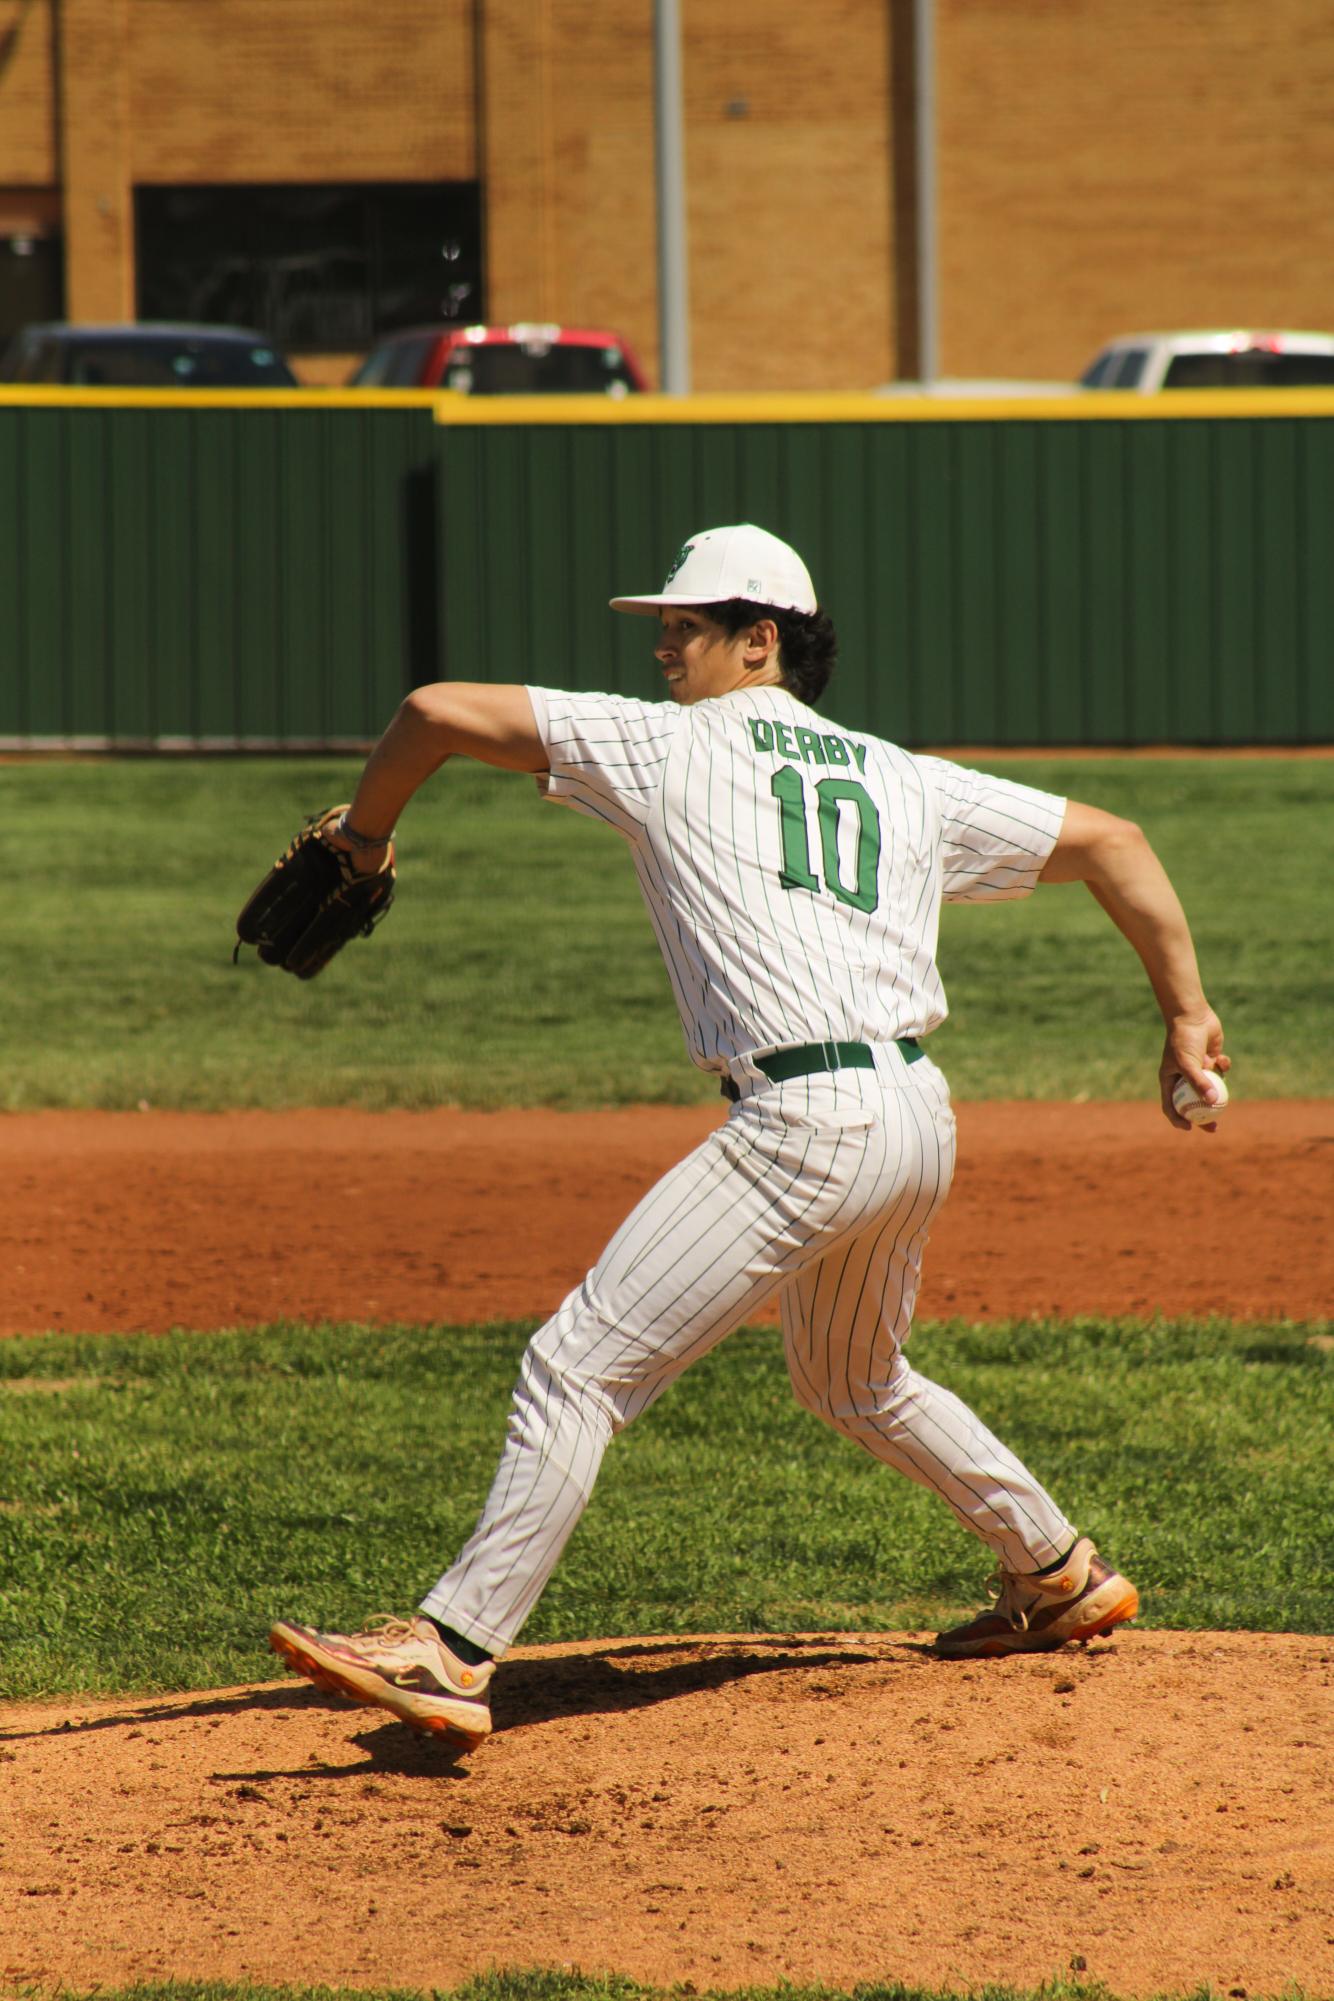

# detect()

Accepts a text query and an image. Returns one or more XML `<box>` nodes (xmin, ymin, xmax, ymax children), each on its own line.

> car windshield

<box><xmin>1163</xmin><ymin>350</ymin><xmax>1334</xmax><ymax>389</ymax></box>
<box><xmin>1079</xmin><ymin>346</ymin><xmax>1149</xmax><ymax>388</ymax></box>
<box><xmin>64</xmin><ymin>338</ymin><xmax>295</xmax><ymax>387</ymax></box>
<box><xmin>351</xmin><ymin>335</ymin><xmax>440</xmax><ymax>387</ymax></box>
<box><xmin>444</xmin><ymin>341</ymin><xmax>636</xmax><ymax>394</ymax></box>
<box><xmin>1079</xmin><ymin>351</ymin><xmax>1118</xmax><ymax>388</ymax></box>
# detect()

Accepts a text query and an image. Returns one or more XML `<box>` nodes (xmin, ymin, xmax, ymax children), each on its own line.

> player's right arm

<box><xmin>1039</xmin><ymin>800</ymin><xmax>1228</xmax><ymax>1129</ymax></box>
<box><xmin>329</xmin><ymin>682</ymin><xmax>547</xmax><ymax>859</ymax></box>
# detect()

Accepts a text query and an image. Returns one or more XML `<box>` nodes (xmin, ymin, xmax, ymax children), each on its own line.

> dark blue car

<box><xmin>0</xmin><ymin>321</ymin><xmax>298</xmax><ymax>388</ymax></box>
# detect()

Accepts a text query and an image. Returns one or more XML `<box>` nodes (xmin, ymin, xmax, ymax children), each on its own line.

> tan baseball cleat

<box><xmin>269</xmin><ymin>1613</ymin><xmax>493</xmax><ymax>1746</ymax></box>
<box><xmin>933</xmin><ymin>1537</ymin><xmax>1139</xmax><ymax>1658</ymax></box>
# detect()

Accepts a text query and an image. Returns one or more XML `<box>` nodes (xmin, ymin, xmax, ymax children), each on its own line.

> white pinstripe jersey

<box><xmin>525</xmin><ymin>683</ymin><xmax>1066</xmax><ymax>1075</ymax></box>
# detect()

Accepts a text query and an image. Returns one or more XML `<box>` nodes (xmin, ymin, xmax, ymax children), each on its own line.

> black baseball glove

<box><xmin>234</xmin><ymin>805</ymin><xmax>395</xmax><ymax>980</ymax></box>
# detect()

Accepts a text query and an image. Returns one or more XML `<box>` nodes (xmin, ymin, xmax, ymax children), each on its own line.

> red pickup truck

<box><xmin>348</xmin><ymin>321</ymin><xmax>649</xmax><ymax>396</ymax></box>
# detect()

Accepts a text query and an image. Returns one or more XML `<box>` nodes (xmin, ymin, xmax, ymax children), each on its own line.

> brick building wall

<box><xmin>480</xmin><ymin>0</ymin><xmax>896</xmax><ymax>391</ymax></box>
<box><xmin>126</xmin><ymin>0</ymin><xmax>476</xmax><ymax>183</ymax></box>
<box><xmin>0</xmin><ymin>0</ymin><xmax>59</xmax><ymax>191</ymax></box>
<box><xmin>679</xmin><ymin>0</ymin><xmax>896</xmax><ymax>391</ymax></box>
<box><xmin>0</xmin><ymin>0</ymin><xmax>1331</xmax><ymax>388</ymax></box>
<box><xmin>938</xmin><ymin>0</ymin><xmax>1334</xmax><ymax>382</ymax></box>
<box><xmin>480</xmin><ymin>0</ymin><xmax>656</xmax><ymax>345</ymax></box>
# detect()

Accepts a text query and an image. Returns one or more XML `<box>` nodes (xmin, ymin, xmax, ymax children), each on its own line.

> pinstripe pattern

<box><xmin>418</xmin><ymin>685</ymin><xmax>1077</xmax><ymax>1656</ymax></box>
<box><xmin>525</xmin><ymin>685</ymin><xmax>1066</xmax><ymax>1072</ymax></box>
<box><xmin>422</xmin><ymin>1061</ymin><xmax>1075</xmax><ymax>1653</ymax></box>
<box><xmin>780</xmin><ymin>1084</ymin><xmax>1071</xmax><ymax>1563</ymax></box>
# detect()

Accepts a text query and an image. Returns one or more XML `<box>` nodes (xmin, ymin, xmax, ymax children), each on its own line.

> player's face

<box><xmin>654</xmin><ymin>610</ymin><xmax>759</xmax><ymax>704</ymax></box>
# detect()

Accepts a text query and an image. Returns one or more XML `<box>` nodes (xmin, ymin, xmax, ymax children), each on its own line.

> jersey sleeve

<box><xmin>525</xmin><ymin>687</ymin><xmax>683</xmax><ymax>840</ymax></box>
<box><xmin>917</xmin><ymin>755</ymin><xmax>1067</xmax><ymax>902</ymax></box>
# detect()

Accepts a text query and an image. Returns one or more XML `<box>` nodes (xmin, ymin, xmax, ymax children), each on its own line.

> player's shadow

<box><xmin>2</xmin><ymin>1639</ymin><xmax>904</xmax><ymax>1784</ymax></box>
<box><xmin>222</xmin><ymin>1638</ymin><xmax>893</xmax><ymax>1779</ymax></box>
<box><xmin>497</xmin><ymin>1636</ymin><xmax>880</xmax><ymax>1731</ymax></box>
<box><xmin>0</xmin><ymin>1683</ymin><xmax>315</xmax><ymax>1743</ymax></box>
<box><xmin>340</xmin><ymin>1636</ymin><xmax>888</xmax><ymax>1777</ymax></box>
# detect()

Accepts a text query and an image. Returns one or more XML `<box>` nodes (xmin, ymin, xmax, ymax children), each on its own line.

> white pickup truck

<box><xmin>1079</xmin><ymin>328</ymin><xmax>1334</xmax><ymax>391</ymax></box>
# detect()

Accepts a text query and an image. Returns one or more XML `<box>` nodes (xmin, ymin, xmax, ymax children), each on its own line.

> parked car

<box><xmin>349</xmin><ymin>321</ymin><xmax>649</xmax><ymax>395</ymax></box>
<box><xmin>0</xmin><ymin>321</ymin><xmax>298</xmax><ymax>387</ymax></box>
<box><xmin>1079</xmin><ymin>329</ymin><xmax>1334</xmax><ymax>392</ymax></box>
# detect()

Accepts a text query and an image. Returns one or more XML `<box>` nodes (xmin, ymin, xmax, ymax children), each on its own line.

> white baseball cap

<box><xmin>610</xmin><ymin>523</ymin><xmax>817</xmax><ymax>616</ymax></box>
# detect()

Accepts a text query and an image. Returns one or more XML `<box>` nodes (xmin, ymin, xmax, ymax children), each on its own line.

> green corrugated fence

<box><xmin>0</xmin><ymin>393</ymin><xmax>440</xmax><ymax>746</ymax></box>
<box><xmin>3</xmin><ymin>386</ymin><xmax>1333</xmax><ymax>748</ymax></box>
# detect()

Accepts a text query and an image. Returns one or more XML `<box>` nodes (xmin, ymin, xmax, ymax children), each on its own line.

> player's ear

<box><xmin>742</xmin><ymin>617</ymin><xmax>780</xmax><ymax>668</ymax></box>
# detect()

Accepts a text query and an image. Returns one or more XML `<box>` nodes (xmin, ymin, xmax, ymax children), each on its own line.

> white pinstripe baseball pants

<box><xmin>420</xmin><ymin>1053</ymin><xmax>1076</xmax><ymax>1655</ymax></box>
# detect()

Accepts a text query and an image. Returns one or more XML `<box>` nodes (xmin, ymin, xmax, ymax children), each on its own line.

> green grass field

<box><xmin>1</xmin><ymin>1315</ymin><xmax>1327</xmax><ymax>1701</ymax></box>
<box><xmin>6</xmin><ymin>753</ymin><xmax>1331</xmax><ymax>1109</ymax></box>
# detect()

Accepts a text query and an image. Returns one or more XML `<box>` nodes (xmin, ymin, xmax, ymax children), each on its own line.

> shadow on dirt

<box><xmin>328</xmin><ymin>1637</ymin><xmax>894</xmax><ymax>1780</ymax></box>
<box><xmin>0</xmin><ymin>1682</ymin><xmax>314</xmax><ymax>1741</ymax></box>
<box><xmin>0</xmin><ymin>1636</ymin><xmax>902</xmax><ymax>1783</ymax></box>
<box><xmin>494</xmin><ymin>1636</ymin><xmax>883</xmax><ymax>1733</ymax></box>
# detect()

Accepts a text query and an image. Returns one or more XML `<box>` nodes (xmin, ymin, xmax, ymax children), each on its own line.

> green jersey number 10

<box><xmin>770</xmin><ymin>767</ymin><xmax>882</xmax><ymax>914</ymax></box>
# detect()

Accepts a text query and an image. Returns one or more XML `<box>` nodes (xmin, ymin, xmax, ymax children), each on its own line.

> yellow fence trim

<box><xmin>430</xmin><ymin>389</ymin><xmax>1334</xmax><ymax>425</ymax></box>
<box><xmin>4</xmin><ymin>385</ymin><xmax>1334</xmax><ymax>422</ymax></box>
<box><xmin>0</xmin><ymin>386</ymin><xmax>444</xmax><ymax>410</ymax></box>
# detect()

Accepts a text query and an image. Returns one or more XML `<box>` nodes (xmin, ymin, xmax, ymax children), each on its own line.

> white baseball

<box><xmin>1172</xmin><ymin>1073</ymin><xmax>1229</xmax><ymax>1124</ymax></box>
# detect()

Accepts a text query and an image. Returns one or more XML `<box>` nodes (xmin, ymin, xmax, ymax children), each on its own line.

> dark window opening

<box><xmin>134</xmin><ymin>183</ymin><xmax>483</xmax><ymax>352</ymax></box>
<box><xmin>0</xmin><ymin>230</ymin><xmax>64</xmax><ymax>343</ymax></box>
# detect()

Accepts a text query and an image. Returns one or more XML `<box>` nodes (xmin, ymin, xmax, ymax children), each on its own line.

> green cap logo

<box><xmin>662</xmin><ymin>541</ymin><xmax>694</xmax><ymax>586</ymax></box>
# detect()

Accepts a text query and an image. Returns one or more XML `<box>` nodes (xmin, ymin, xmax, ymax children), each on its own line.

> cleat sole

<box><xmin>271</xmin><ymin>1632</ymin><xmax>369</xmax><ymax>1706</ymax></box>
<box><xmin>1067</xmin><ymin>1582</ymin><xmax>1139</xmax><ymax>1643</ymax></box>
<box><xmin>416</xmin><ymin>1714</ymin><xmax>485</xmax><ymax>1750</ymax></box>
<box><xmin>936</xmin><ymin>1579</ymin><xmax>1140</xmax><ymax>1659</ymax></box>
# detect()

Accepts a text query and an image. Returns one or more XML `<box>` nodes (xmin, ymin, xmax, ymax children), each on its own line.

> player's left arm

<box><xmin>1038</xmin><ymin>800</ymin><xmax>1229</xmax><ymax>1130</ymax></box>
<box><xmin>325</xmin><ymin>682</ymin><xmax>548</xmax><ymax>862</ymax></box>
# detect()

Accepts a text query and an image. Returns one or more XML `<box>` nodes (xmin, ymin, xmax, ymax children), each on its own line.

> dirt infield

<box><xmin>2</xmin><ymin>1101</ymin><xmax>1332</xmax><ymax>1999</ymax></box>
<box><xmin>3</xmin><ymin>1100</ymin><xmax>1332</xmax><ymax>1333</ymax></box>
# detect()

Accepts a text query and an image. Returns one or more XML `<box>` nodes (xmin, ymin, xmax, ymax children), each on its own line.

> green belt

<box><xmin>724</xmin><ymin>1032</ymin><xmax>924</xmax><ymax>1096</ymax></box>
<box><xmin>724</xmin><ymin>1040</ymin><xmax>924</xmax><ymax>1104</ymax></box>
<box><xmin>755</xmin><ymin>1038</ymin><xmax>922</xmax><ymax>1084</ymax></box>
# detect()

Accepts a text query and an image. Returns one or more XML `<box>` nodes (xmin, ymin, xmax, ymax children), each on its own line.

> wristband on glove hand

<box><xmin>336</xmin><ymin>812</ymin><xmax>395</xmax><ymax>851</ymax></box>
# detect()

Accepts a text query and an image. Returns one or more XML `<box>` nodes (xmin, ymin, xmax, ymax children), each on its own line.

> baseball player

<box><xmin>270</xmin><ymin>523</ymin><xmax>1229</xmax><ymax>1748</ymax></box>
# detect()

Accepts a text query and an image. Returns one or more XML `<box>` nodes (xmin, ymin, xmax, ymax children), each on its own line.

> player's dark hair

<box><xmin>699</xmin><ymin>598</ymin><xmax>838</xmax><ymax>707</ymax></box>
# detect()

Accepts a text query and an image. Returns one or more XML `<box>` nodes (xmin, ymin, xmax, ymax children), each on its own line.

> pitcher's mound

<box><xmin>3</xmin><ymin>1628</ymin><xmax>1331</xmax><ymax>1999</ymax></box>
